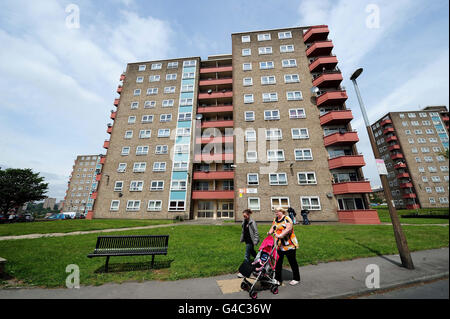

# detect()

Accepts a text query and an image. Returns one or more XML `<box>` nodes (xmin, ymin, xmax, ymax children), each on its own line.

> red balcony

<box><xmin>388</xmin><ymin>145</ymin><xmax>400</xmax><ymax>151</ymax></box>
<box><xmin>200</xmin><ymin>66</ymin><xmax>232</xmax><ymax>74</ymax></box>
<box><xmin>323</xmin><ymin>131</ymin><xmax>359</xmax><ymax>147</ymax></box>
<box><xmin>197</xmin><ymin>105</ymin><xmax>233</xmax><ymax>114</ymax></box>
<box><xmin>114</xmin><ymin>99</ymin><xmax>120</xmax><ymax>106</ymax></box>
<box><xmin>198</xmin><ymin>91</ymin><xmax>233</xmax><ymax>100</ymax></box>
<box><xmin>303</xmin><ymin>25</ymin><xmax>329</xmax><ymax>43</ymax></box>
<box><xmin>95</xmin><ymin>174</ymin><xmax>102</xmax><ymax>182</ymax></box>
<box><xmin>306</xmin><ymin>40</ymin><xmax>334</xmax><ymax>57</ymax></box>
<box><xmin>394</xmin><ymin>163</ymin><xmax>407</xmax><ymax>169</ymax></box>
<box><xmin>91</xmin><ymin>192</ymin><xmax>98</xmax><ymax>200</ymax></box>
<box><xmin>117</xmin><ymin>86</ymin><xmax>122</xmax><ymax>94</ymax></box>
<box><xmin>383</xmin><ymin>127</ymin><xmax>395</xmax><ymax>135</ymax></box>
<box><xmin>328</xmin><ymin>155</ymin><xmax>365</xmax><ymax>170</ymax></box>
<box><xmin>380</xmin><ymin>119</ymin><xmax>392</xmax><ymax>126</ymax></box>
<box><xmin>193</xmin><ymin>171</ymin><xmax>235</xmax><ymax>180</ymax></box>
<box><xmin>309</xmin><ymin>56</ymin><xmax>338</xmax><ymax>73</ymax></box>
<box><xmin>316</xmin><ymin>90</ymin><xmax>348</xmax><ymax>107</ymax></box>
<box><xmin>110</xmin><ymin>112</ymin><xmax>117</xmax><ymax>120</ymax></box>
<box><xmin>194</xmin><ymin>153</ymin><xmax>234</xmax><ymax>162</ymax></box>
<box><xmin>442</xmin><ymin>115</ymin><xmax>449</xmax><ymax>122</ymax></box>
<box><xmin>337</xmin><ymin>209</ymin><xmax>381</xmax><ymax>225</ymax></box>
<box><xmin>332</xmin><ymin>181</ymin><xmax>372</xmax><ymax>195</ymax></box>
<box><xmin>192</xmin><ymin>190</ymin><xmax>234</xmax><ymax>200</ymax></box>
<box><xmin>386</xmin><ymin>135</ymin><xmax>398</xmax><ymax>143</ymax></box>
<box><xmin>199</xmin><ymin>78</ymin><xmax>233</xmax><ymax>86</ymax></box>
<box><xmin>100</xmin><ymin>157</ymin><xmax>106</xmax><ymax>164</ymax></box>
<box><xmin>120</xmin><ymin>74</ymin><xmax>126</xmax><ymax>81</ymax></box>
<box><xmin>201</xmin><ymin>120</ymin><xmax>234</xmax><ymax>129</ymax></box>
<box><xmin>397</xmin><ymin>173</ymin><xmax>410</xmax><ymax>179</ymax></box>
<box><xmin>400</xmin><ymin>183</ymin><xmax>413</xmax><ymax>188</ymax></box>
<box><xmin>107</xmin><ymin>126</ymin><xmax>112</xmax><ymax>134</ymax></box>
<box><xmin>403</xmin><ymin>193</ymin><xmax>417</xmax><ymax>199</ymax></box>
<box><xmin>320</xmin><ymin>110</ymin><xmax>353</xmax><ymax>126</ymax></box>
<box><xmin>196</xmin><ymin>136</ymin><xmax>234</xmax><ymax>144</ymax></box>
<box><xmin>103</xmin><ymin>140</ymin><xmax>110</xmax><ymax>149</ymax></box>
<box><xmin>391</xmin><ymin>153</ymin><xmax>404</xmax><ymax>160</ymax></box>
<box><xmin>406</xmin><ymin>204</ymin><xmax>420</xmax><ymax>209</ymax></box>
<box><xmin>312</xmin><ymin>72</ymin><xmax>343</xmax><ymax>88</ymax></box>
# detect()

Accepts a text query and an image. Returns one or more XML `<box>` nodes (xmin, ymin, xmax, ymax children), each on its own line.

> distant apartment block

<box><xmin>43</xmin><ymin>197</ymin><xmax>56</xmax><ymax>209</ymax></box>
<box><xmin>371</xmin><ymin>106</ymin><xmax>449</xmax><ymax>209</ymax></box>
<box><xmin>91</xmin><ymin>25</ymin><xmax>379</xmax><ymax>224</ymax></box>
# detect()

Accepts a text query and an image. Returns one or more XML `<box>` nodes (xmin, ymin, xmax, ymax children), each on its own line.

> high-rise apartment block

<box><xmin>63</xmin><ymin>155</ymin><xmax>103</xmax><ymax>214</ymax></box>
<box><xmin>42</xmin><ymin>197</ymin><xmax>56</xmax><ymax>209</ymax></box>
<box><xmin>371</xmin><ymin>106</ymin><xmax>449</xmax><ymax>209</ymax></box>
<box><xmin>91</xmin><ymin>25</ymin><xmax>380</xmax><ymax>224</ymax></box>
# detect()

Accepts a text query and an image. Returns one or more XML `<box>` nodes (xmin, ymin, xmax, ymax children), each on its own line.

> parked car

<box><xmin>46</xmin><ymin>213</ymin><xmax>66</xmax><ymax>220</ymax></box>
<box><xmin>0</xmin><ymin>214</ymin><xmax>8</xmax><ymax>224</ymax></box>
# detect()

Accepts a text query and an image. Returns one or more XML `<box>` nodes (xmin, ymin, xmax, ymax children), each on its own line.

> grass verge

<box><xmin>376</xmin><ymin>208</ymin><xmax>449</xmax><ymax>224</ymax></box>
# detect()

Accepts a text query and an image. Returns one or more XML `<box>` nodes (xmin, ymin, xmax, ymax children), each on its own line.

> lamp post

<box><xmin>350</xmin><ymin>68</ymin><xmax>414</xmax><ymax>269</ymax></box>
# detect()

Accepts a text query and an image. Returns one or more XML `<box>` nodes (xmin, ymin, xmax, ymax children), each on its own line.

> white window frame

<box><xmin>301</xmin><ymin>196</ymin><xmax>321</xmax><ymax>210</ymax></box>
<box><xmin>248</xmin><ymin>197</ymin><xmax>260</xmax><ymax>210</ymax></box>
<box><xmin>297</xmin><ymin>172</ymin><xmax>317</xmax><ymax>185</ymax></box>
<box><xmin>148</xmin><ymin>200</ymin><xmax>162</xmax><ymax>211</ymax></box>
<box><xmin>269</xmin><ymin>173</ymin><xmax>288</xmax><ymax>185</ymax></box>
<box><xmin>126</xmin><ymin>200</ymin><xmax>141</xmax><ymax>211</ymax></box>
<box><xmin>110</xmin><ymin>200</ymin><xmax>120</xmax><ymax>211</ymax></box>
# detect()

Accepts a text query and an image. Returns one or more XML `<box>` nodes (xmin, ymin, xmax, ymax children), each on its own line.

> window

<box><xmin>284</xmin><ymin>74</ymin><xmax>299</xmax><ymax>83</ymax></box>
<box><xmin>180</xmin><ymin>98</ymin><xmax>193</xmax><ymax>106</ymax></box>
<box><xmin>245</xmin><ymin>129</ymin><xmax>256</xmax><ymax>141</ymax></box>
<box><xmin>243</xmin><ymin>63</ymin><xmax>252</xmax><ymax>71</ymax></box>
<box><xmin>411</xmin><ymin>148</ymin><xmax>418</xmax><ymax>153</ymax></box>
<box><xmin>287</xmin><ymin>91</ymin><xmax>303</xmax><ymax>100</ymax></box>
<box><xmin>246</xmin><ymin>151</ymin><xmax>257</xmax><ymax>162</ymax></box>
<box><xmin>173</xmin><ymin>161</ymin><xmax>188</xmax><ymax>171</ymax></box>
<box><xmin>149</xmin><ymin>75</ymin><xmax>160</xmax><ymax>82</ymax></box>
<box><xmin>426</xmin><ymin>129</ymin><xmax>434</xmax><ymax>134</ymax></box>
<box><xmin>133</xmin><ymin>162</ymin><xmax>146</xmax><ymax>173</ymax></box>
<box><xmin>244</xmin><ymin>94</ymin><xmax>254</xmax><ymax>104</ymax></box>
<box><xmin>134</xmin><ymin>89</ymin><xmax>141</xmax><ymax>96</ymax></box>
<box><xmin>265</xmin><ymin>128</ymin><xmax>282</xmax><ymax>140</ymax></box>
<box><xmin>166</xmin><ymin>73</ymin><xmax>177</xmax><ymax>81</ymax></box>
<box><xmin>243</xmin><ymin>77</ymin><xmax>253</xmax><ymax>86</ymax></box>
<box><xmin>136</xmin><ymin>146</ymin><xmax>149</xmax><ymax>155</ymax></box>
<box><xmin>262</xmin><ymin>92</ymin><xmax>278</xmax><ymax>102</ymax></box>
<box><xmin>167</xmin><ymin>61</ymin><xmax>178</xmax><ymax>69</ymax></box>
<box><xmin>242</xmin><ymin>48</ymin><xmax>251</xmax><ymax>56</ymax></box>
<box><xmin>278</xmin><ymin>31</ymin><xmax>292</xmax><ymax>39</ymax></box>
<box><xmin>158</xmin><ymin>129</ymin><xmax>170</xmax><ymax>137</ymax></box>
<box><xmin>258</xmin><ymin>47</ymin><xmax>272</xmax><ymax>55</ymax></box>
<box><xmin>151</xmin><ymin>63</ymin><xmax>162</xmax><ymax>70</ymax></box>
<box><xmin>124</xmin><ymin>130</ymin><xmax>133</xmax><ymax>139</ymax></box>
<box><xmin>247</xmin><ymin>173</ymin><xmax>259</xmax><ymax>185</ymax></box>
<box><xmin>301</xmin><ymin>196</ymin><xmax>321</xmax><ymax>210</ymax></box>
<box><xmin>282</xmin><ymin>59</ymin><xmax>297</xmax><ymax>68</ymax></box>
<box><xmin>257</xmin><ymin>33</ymin><xmax>271</xmax><ymax>41</ymax></box>
<box><xmin>435</xmin><ymin>186</ymin><xmax>445</xmax><ymax>193</ymax></box>
<box><xmin>129</xmin><ymin>181</ymin><xmax>144</xmax><ymax>192</ymax></box>
<box><xmin>142</xmin><ymin>115</ymin><xmax>153</xmax><ymax>123</ymax></box>
<box><xmin>431</xmin><ymin>176</ymin><xmax>441</xmax><ymax>182</ymax></box>
<box><xmin>289</xmin><ymin>108</ymin><xmax>305</xmax><ymax>119</ymax></box>
<box><xmin>110</xmin><ymin>200</ymin><xmax>120</xmax><ymax>211</ymax></box>
<box><xmin>292</xmin><ymin>128</ymin><xmax>309</xmax><ymax>139</ymax></box>
<box><xmin>405</xmin><ymin>130</ymin><xmax>411</xmax><ymax>135</ymax></box>
<box><xmin>136</xmin><ymin>76</ymin><xmax>144</xmax><ymax>83</ymax></box>
<box><xmin>138</xmin><ymin>65</ymin><xmax>146</xmax><ymax>71</ymax></box>
<box><xmin>425</xmin><ymin>186</ymin><xmax>432</xmax><ymax>192</ymax></box>
<box><xmin>155</xmin><ymin>145</ymin><xmax>168</xmax><ymax>154</ymax></box>
<box><xmin>150</xmin><ymin>181</ymin><xmax>164</xmax><ymax>191</ymax></box>
<box><xmin>264</xmin><ymin>110</ymin><xmax>280</xmax><ymax>120</ymax></box>
<box><xmin>429</xmin><ymin>197</ymin><xmax>436</xmax><ymax>204</ymax></box>
<box><xmin>171</xmin><ymin>180</ymin><xmax>187</xmax><ymax>191</ymax></box>
<box><xmin>298</xmin><ymin>172</ymin><xmax>317</xmax><ymax>185</ymax></box>
<box><xmin>182</xmin><ymin>72</ymin><xmax>195</xmax><ymax>79</ymax></box>
<box><xmin>408</xmin><ymin>113</ymin><xmax>416</xmax><ymax>118</ymax></box>
<box><xmin>181</xmin><ymin>84</ymin><xmax>194</xmax><ymax>92</ymax></box>
<box><xmin>402</xmin><ymin>121</ymin><xmax>408</xmax><ymax>127</ymax></box>
<box><xmin>128</xmin><ymin>116</ymin><xmax>136</xmax><ymax>124</ymax></box>
<box><xmin>114</xmin><ymin>181</ymin><xmax>123</xmax><ymax>192</ymax></box>
<box><xmin>169</xmin><ymin>200</ymin><xmax>185</xmax><ymax>211</ymax></box>
<box><xmin>153</xmin><ymin>162</ymin><xmax>166</xmax><ymax>172</ymax></box>
<box><xmin>121</xmin><ymin>147</ymin><xmax>130</xmax><ymax>156</ymax></box>
<box><xmin>248</xmin><ymin>198</ymin><xmax>260</xmax><ymax>210</ymax></box>
<box><xmin>164</xmin><ymin>86</ymin><xmax>176</xmax><ymax>94</ymax></box>
<box><xmin>174</xmin><ymin>144</ymin><xmax>189</xmax><ymax>154</ymax></box>
<box><xmin>271</xmin><ymin>197</ymin><xmax>290</xmax><ymax>210</ymax></box>
<box><xmin>117</xmin><ymin>163</ymin><xmax>126</xmax><ymax>172</ymax></box>
<box><xmin>439</xmin><ymin>197</ymin><xmax>449</xmax><ymax>204</ymax></box>
<box><xmin>295</xmin><ymin>149</ymin><xmax>313</xmax><ymax>161</ymax></box>
<box><xmin>138</xmin><ymin>130</ymin><xmax>151</xmax><ymax>139</ymax></box>
<box><xmin>126</xmin><ymin>200</ymin><xmax>141</xmax><ymax>211</ymax></box>
<box><xmin>261</xmin><ymin>76</ymin><xmax>276</xmax><ymax>85</ymax></box>
<box><xmin>144</xmin><ymin>101</ymin><xmax>155</xmax><ymax>108</ymax></box>
<box><xmin>269</xmin><ymin>173</ymin><xmax>288</xmax><ymax>185</ymax></box>
<box><xmin>241</xmin><ymin>35</ymin><xmax>250</xmax><ymax>43</ymax></box>
<box><xmin>259</xmin><ymin>61</ymin><xmax>274</xmax><ymax>69</ymax></box>
<box><xmin>418</xmin><ymin>138</ymin><xmax>427</xmax><ymax>143</ymax></box>
<box><xmin>267</xmin><ymin>150</ymin><xmax>285</xmax><ymax>162</ymax></box>
<box><xmin>280</xmin><ymin>45</ymin><xmax>294</xmax><ymax>53</ymax></box>
<box><xmin>414</xmin><ymin>130</ymin><xmax>423</xmax><ymax>135</ymax></box>
<box><xmin>147</xmin><ymin>88</ymin><xmax>158</xmax><ymax>95</ymax></box>
<box><xmin>429</xmin><ymin>167</ymin><xmax>438</xmax><ymax>173</ymax></box>
<box><xmin>245</xmin><ymin>111</ymin><xmax>255</xmax><ymax>121</ymax></box>
<box><xmin>176</xmin><ymin>128</ymin><xmax>190</xmax><ymax>136</ymax></box>
<box><xmin>178</xmin><ymin>113</ymin><xmax>192</xmax><ymax>121</ymax></box>
<box><xmin>148</xmin><ymin>200</ymin><xmax>162</xmax><ymax>211</ymax></box>
<box><xmin>160</xmin><ymin>114</ymin><xmax>172</xmax><ymax>122</ymax></box>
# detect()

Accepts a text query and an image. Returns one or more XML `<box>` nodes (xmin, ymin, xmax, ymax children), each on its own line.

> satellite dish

<box><xmin>207</xmin><ymin>89</ymin><xmax>213</xmax><ymax>94</ymax></box>
<box><xmin>310</xmin><ymin>86</ymin><xmax>320</xmax><ymax>97</ymax></box>
<box><xmin>196</xmin><ymin>114</ymin><xmax>203</xmax><ymax>120</ymax></box>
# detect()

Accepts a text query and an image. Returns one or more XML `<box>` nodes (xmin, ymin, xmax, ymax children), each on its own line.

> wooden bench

<box><xmin>87</xmin><ymin>235</ymin><xmax>169</xmax><ymax>272</ymax></box>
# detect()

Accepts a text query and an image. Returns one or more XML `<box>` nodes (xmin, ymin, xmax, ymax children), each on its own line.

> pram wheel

<box><xmin>249</xmin><ymin>290</ymin><xmax>258</xmax><ymax>299</ymax></box>
<box><xmin>271</xmin><ymin>286</ymin><xmax>279</xmax><ymax>294</ymax></box>
<box><xmin>241</xmin><ymin>281</ymin><xmax>250</xmax><ymax>291</ymax></box>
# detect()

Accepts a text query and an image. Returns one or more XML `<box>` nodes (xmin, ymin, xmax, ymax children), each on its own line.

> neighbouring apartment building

<box><xmin>42</xmin><ymin>197</ymin><xmax>56</xmax><ymax>209</ymax></box>
<box><xmin>90</xmin><ymin>25</ymin><xmax>380</xmax><ymax>224</ymax></box>
<box><xmin>371</xmin><ymin>106</ymin><xmax>449</xmax><ymax>209</ymax></box>
<box><xmin>63</xmin><ymin>155</ymin><xmax>103</xmax><ymax>214</ymax></box>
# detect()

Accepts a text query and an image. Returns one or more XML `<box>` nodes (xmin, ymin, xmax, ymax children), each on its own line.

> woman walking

<box><xmin>268</xmin><ymin>207</ymin><xmax>300</xmax><ymax>286</ymax></box>
<box><xmin>238</xmin><ymin>209</ymin><xmax>259</xmax><ymax>277</ymax></box>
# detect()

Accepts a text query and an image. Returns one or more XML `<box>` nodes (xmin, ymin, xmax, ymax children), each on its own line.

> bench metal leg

<box><xmin>151</xmin><ymin>255</ymin><xmax>155</xmax><ymax>269</ymax></box>
<box><xmin>105</xmin><ymin>256</ymin><xmax>110</xmax><ymax>273</ymax></box>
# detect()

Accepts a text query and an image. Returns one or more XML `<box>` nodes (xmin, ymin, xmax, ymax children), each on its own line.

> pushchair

<box><xmin>239</xmin><ymin>235</ymin><xmax>280</xmax><ymax>299</ymax></box>
<box><xmin>301</xmin><ymin>209</ymin><xmax>310</xmax><ymax>225</ymax></box>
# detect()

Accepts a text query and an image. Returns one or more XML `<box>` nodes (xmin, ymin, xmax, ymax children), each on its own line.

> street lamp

<box><xmin>350</xmin><ymin>68</ymin><xmax>414</xmax><ymax>269</ymax></box>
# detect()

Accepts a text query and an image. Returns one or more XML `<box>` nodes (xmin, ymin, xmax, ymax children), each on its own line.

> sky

<box><xmin>0</xmin><ymin>0</ymin><xmax>448</xmax><ymax>200</ymax></box>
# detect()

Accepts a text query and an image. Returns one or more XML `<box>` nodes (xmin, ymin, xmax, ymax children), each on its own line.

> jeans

<box><xmin>275</xmin><ymin>249</ymin><xmax>300</xmax><ymax>282</ymax></box>
<box><xmin>244</xmin><ymin>243</ymin><xmax>257</xmax><ymax>262</ymax></box>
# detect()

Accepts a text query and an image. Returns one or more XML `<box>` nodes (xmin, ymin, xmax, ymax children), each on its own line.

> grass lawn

<box><xmin>376</xmin><ymin>208</ymin><xmax>449</xmax><ymax>224</ymax></box>
<box><xmin>0</xmin><ymin>224</ymin><xmax>447</xmax><ymax>288</ymax></box>
<box><xmin>0</xmin><ymin>219</ymin><xmax>175</xmax><ymax>237</ymax></box>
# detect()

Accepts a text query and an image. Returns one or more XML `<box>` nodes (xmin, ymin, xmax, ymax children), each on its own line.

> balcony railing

<box><xmin>193</xmin><ymin>171</ymin><xmax>235</xmax><ymax>180</ymax></box>
<box><xmin>316</xmin><ymin>90</ymin><xmax>347</xmax><ymax>107</ymax></box>
<box><xmin>199</xmin><ymin>78</ymin><xmax>233</xmax><ymax>86</ymax></box>
<box><xmin>400</xmin><ymin>182</ymin><xmax>413</xmax><ymax>188</ymax></box>
<box><xmin>194</xmin><ymin>153</ymin><xmax>234</xmax><ymax>162</ymax></box>
<box><xmin>303</xmin><ymin>25</ymin><xmax>330</xmax><ymax>43</ymax></box>
<box><xmin>383</xmin><ymin>127</ymin><xmax>395</xmax><ymax>135</ymax></box>
<box><xmin>306</xmin><ymin>40</ymin><xmax>334</xmax><ymax>57</ymax></box>
<box><xmin>191</xmin><ymin>190</ymin><xmax>234</xmax><ymax>200</ymax></box>
<box><xmin>114</xmin><ymin>99</ymin><xmax>120</xmax><ymax>106</ymax></box>
<box><xmin>390</xmin><ymin>153</ymin><xmax>404</xmax><ymax>160</ymax></box>
<box><xmin>198</xmin><ymin>90</ymin><xmax>233</xmax><ymax>100</ymax></box>
<box><xmin>197</xmin><ymin>104</ymin><xmax>233</xmax><ymax>114</ymax></box>
<box><xmin>328</xmin><ymin>155</ymin><xmax>365</xmax><ymax>169</ymax></box>
<box><xmin>312</xmin><ymin>71</ymin><xmax>343</xmax><ymax>88</ymax></box>
<box><xmin>319</xmin><ymin>110</ymin><xmax>353</xmax><ymax>125</ymax></box>
<box><xmin>110</xmin><ymin>112</ymin><xmax>117</xmax><ymax>120</ymax></box>
<box><xmin>196</xmin><ymin>136</ymin><xmax>234</xmax><ymax>144</ymax></box>
<box><xmin>103</xmin><ymin>140</ymin><xmax>110</xmax><ymax>149</ymax></box>
<box><xmin>380</xmin><ymin>119</ymin><xmax>392</xmax><ymax>126</ymax></box>
<box><xmin>337</xmin><ymin>209</ymin><xmax>381</xmax><ymax>224</ymax></box>
<box><xmin>309</xmin><ymin>56</ymin><xmax>338</xmax><ymax>73</ymax></box>
<box><xmin>386</xmin><ymin>135</ymin><xmax>398</xmax><ymax>143</ymax></box>
<box><xmin>323</xmin><ymin>131</ymin><xmax>359</xmax><ymax>147</ymax></box>
<box><xmin>394</xmin><ymin>162</ymin><xmax>407</xmax><ymax>169</ymax></box>
<box><xmin>200</xmin><ymin>66</ymin><xmax>232</xmax><ymax>74</ymax></box>
<box><xmin>201</xmin><ymin>120</ymin><xmax>234</xmax><ymax>128</ymax></box>
<box><xmin>332</xmin><ymin>181</ymin><xmax>372</xmax><ymax>195</ymax></box>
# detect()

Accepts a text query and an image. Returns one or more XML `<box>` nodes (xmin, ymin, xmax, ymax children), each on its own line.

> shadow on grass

<box><xmin>94</xmin><ymin>259</ymin><xmax>174</xmax><ymax>274</ymax></box>
<box><xmin>344</xmin><ymin>237</ymin><xmax>403</xmax><ymax>267</ymax></box>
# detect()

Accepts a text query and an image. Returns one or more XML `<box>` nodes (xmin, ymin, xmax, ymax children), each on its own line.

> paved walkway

<box><xmin>0</xmin><ymin>247</ymin><xmax>447</xmax><ymax>299</ymax></box>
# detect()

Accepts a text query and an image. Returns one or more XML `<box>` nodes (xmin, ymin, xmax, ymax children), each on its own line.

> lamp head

<box><xmin>350</xmin><ymin>68</ymin><xmax>363</xmax><ymax>81</ymax></box>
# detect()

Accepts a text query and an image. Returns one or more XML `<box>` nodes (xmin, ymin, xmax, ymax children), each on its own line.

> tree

<box><xmin>0</xmin><ymin>168</ymin><xmax>48</xmax><ymax>215</ymax></box>
<box><xmin>440</xmin><ymin>149</ymin><xmax>449</xmax><ymax>159</ymax></box>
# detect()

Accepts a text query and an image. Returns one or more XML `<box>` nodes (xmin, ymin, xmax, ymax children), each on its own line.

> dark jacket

<box><xmin>240</xmin><ymin>218</ymin><xmax>260</xmax><ymax>246</ymax></box>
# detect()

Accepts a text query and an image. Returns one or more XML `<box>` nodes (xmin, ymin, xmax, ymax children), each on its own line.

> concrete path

<box><xmin>0</xmin><ymin>247</ymin><xmax>447</xmax><ymax>299</ymax></box>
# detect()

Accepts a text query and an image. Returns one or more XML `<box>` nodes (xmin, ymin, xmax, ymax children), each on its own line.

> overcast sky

<box><xmin>0</xmin><ymin>0</ymin><xmax>448</xmax><ymax>200</ymax></box>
